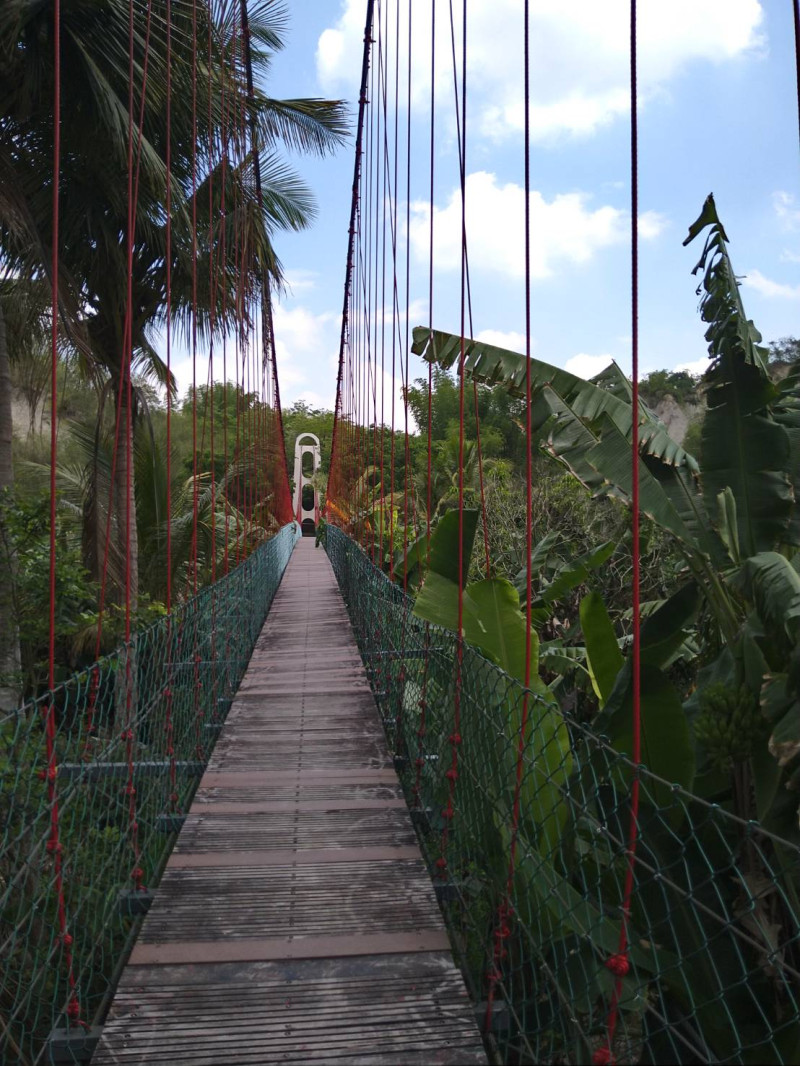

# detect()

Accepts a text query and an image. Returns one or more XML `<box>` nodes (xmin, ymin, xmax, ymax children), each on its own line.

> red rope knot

<box><xmin>66</xmin><ymin>997</ymin><xmax>82</xmax><ymax>1021</ymax></box>
<box><xmin>167</xmin><ymin>746</ymin><xmax>174</xmax><ymax>757</ymax></box>
<box><xmin>486</xmin><ymin>967</ymin><xmax>502</xmax><ymax>984</ymax></box>
<box><xmin>38</xmin><ymin>765</ymin><xmax>58</xmax><ymax>781</ymax></box>
<box><xmin>125</xmin><ymin>784</ymin><xmax>136</xmax><ymax>797</ymax></box>
<box><xmin>417</xmin><ymin>699</ymin><xmax>427</xmax><ymax>711</ymax></box>
<box><xmin>169</xmin><ymin>792</ymin><xmax>179</xmax><ymax>804</ymax></box>
<box><xmin>445</xmin><ymin>768</ymin><xmax>458</xmax><ymax>782</ymax></box>
<box><xmin>164</xmin><ymin>687</ymin><xmax>172</xmax><ymax>698</ymax></box>
<box><xmin>46</xmin><ymin>839</ymin><xmax>62</xmax><ymax>856</ymax></box>
<box><xmin>448</xmin><ymin>732</ymin><xmax>462</xmax><ymax>746</ymax></box>
<box><xmin>441</xmin><ymin>804</ymin><xmax>454</xmax><ymax>821</ymax></box>
<box><xmin>592</xmin><ymin>1047</ymin><xmax>614</xmax><ymax>1066</ymax></box>
<box><xmin>123</xmin><ymin>729</ymin><xmax>134</xmax><ymax>742</ymax></box>
<box><xmin>61</xmin><ymin>932</ymin><xmax>74</xmax><ymax>947</ymax></box>
<box><xmin>435</xmin><ymin>856</ymin><xmax>448</xmax><ymax>870</ymax></box>
<box><xmin>494</xmin><ymin>922</ymin><xmax>511</xmax><ymax>941</ymax></box>
<box><xmin>605</xmin><ymin>953</ymin><xmax>630</xmax><ymax>977</ymax></box>
<box><xmin>130</xmin><ymin>821</ymin><xmax>139</xmax><ymax>836</ymax></box>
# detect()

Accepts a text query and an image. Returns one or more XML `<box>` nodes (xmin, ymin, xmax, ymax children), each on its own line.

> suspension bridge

<box><xmin>3</xmin><ymin>0</ymin><xmax>800</xmax><ymax>1064</ymax></box>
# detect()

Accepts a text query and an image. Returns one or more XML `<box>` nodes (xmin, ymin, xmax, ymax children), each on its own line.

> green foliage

<box><xmin>768</xmin><ymin>336</ymin><xmax>800</xmax><ymax>365</ymax></box>
<box><xmin>0</xmin><ymin>489</ymin><xmax>96</xmax><ymax>695</ymax></box>
<box><xmin>329</xmin><ymin>525</ymin><xmax>800</xmax><ymax>1066</ymax></box>
<box><xmin>639</xmin><ymin>368</ymin><xmax>701</xmax><ymax>407</ymax></box>
<box><xmin>416</xmin><ymin>195</ymin><xmax>800</xmax><ymax>854</ymax></box>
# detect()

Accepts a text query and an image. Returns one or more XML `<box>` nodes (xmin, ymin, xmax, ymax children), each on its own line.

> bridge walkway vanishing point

<box><xmin>94</xmin><ymin>537</ymin><xmax>487</xmax><ymax>1065</ymax></box>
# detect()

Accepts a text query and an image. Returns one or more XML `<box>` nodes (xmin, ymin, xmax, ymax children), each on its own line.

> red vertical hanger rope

<box><xmin>426</xmin><ymin>1</ymin><xmax>435</xmax><ymax>555</ymax></box>
<box><xmin>329</xmin><ymin>2</ymin><xmax>375</xmax><ymax>518</ymax></box>
<box><xmin>86</xmin><ymin>0</ymin><xmax>154</xmax><ymax>748</ymax></box>
<box><xmin>45</xmin><ymin>0</ymin><xmax>82</xmax><ymax>1029</ymax></box>
<box><xmin>594</xmin><ymin>3</ymin><xmax>642</xmax><ymax>1062</ymax></box>
<box><xmin>436</xmin><ymin>0</ymin><xmax>468</xmax><ymax>881</ymax></box>
<box><xmin>484</xmin><ymin>0</ymin><xmax>533</xmax><ymax>1030</ymax></box>
<box><xmin>164</xmin><ymin>0</ymin><xmax>178</xmax><ymax>814</ymax></box>
<box><xmin>401</xmin><ymin>0</ymin><xmax>413</xmax><ymax>590</ymax></box>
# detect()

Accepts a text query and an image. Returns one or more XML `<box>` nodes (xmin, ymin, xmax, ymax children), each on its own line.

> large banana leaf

<box><xmin>410</xmin><ymin>327</ymin><xmax>716</xmax><ymax>564</ymax></box>
<box><xmin>685</xmin><ymin>195</ymin><xmax>797</xmax><ymax>555</ymax></box>
<box><xmin>580</xmin><ymin>590</ymin><xmax>623</xmax><ymax>706</ymax></box>
<box><xmin>605</xmin><ymin>662</ymin><xmax>696</xmax><ymax>813</ymax></box>
<box><xmin>411</xmin><ymin>504</ymin><xmax>573</xmax><ymax>854</ymax></box>
<box><xmin>735</xmin><ymin>551</ymin><xmax>800</xmax><ymax>646</ymax></box>
<box><xmin>411</xmin><ymin>326</ymin><xmax>698</xmax><ymax>473</ymax></box>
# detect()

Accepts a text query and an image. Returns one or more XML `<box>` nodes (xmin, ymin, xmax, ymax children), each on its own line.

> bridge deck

<box><xmin>94</xmin><ymin>538</ymin><xmax>486</xmax><ymax>1065</ymax></box>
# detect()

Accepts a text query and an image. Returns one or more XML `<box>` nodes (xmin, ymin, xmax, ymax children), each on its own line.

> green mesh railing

<box><xmin>326</xmin><ymin>525</ymin><xmax>800</xmax><ymax>1065</ymax></box>
<box><xmin>1</xmin><ymin>522</ymin><xmax>300</xmax><ymax>1065</ymax></box>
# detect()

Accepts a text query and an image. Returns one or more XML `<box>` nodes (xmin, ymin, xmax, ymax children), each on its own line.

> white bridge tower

<box><xmin>292</xmin><ymin>432</ymin><xmax>321</xmax><ymax>537</ymax></box>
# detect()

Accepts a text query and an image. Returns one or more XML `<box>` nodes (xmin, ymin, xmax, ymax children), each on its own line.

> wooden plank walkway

<box><xmin>94</xmin><ymin>537</ymin><xmax>487</xmax><ymax>1065</ymax></box>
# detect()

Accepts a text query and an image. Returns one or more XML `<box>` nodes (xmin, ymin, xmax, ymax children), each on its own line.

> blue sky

<box><xmin>175</xmin><ymin>1</ymin><xmax>800</xmax><ymax>411</ymax></box>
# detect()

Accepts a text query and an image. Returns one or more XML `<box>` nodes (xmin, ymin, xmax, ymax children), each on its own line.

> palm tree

<box><xmin>0</xmin><ymin>0</ymin><xmax>347</xmax><ymax>612</ymax></box>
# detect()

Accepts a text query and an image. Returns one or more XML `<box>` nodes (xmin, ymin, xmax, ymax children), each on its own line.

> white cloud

<box><xmin>271</xmin><ymin>303</ymin><xmax>340</xmax><ymax>403</ymax></box>
<box><xmin>773</xmin><ymin>191</ymin><xmax>800</xmax><ymax>231</ymax></box>
<box><xmin>476</xmin><ymin>329</ymin><xmax>528</xmax><ymax>352</ymax></box>
<box><xmin>410</xmin><ymin>171</ymin><xmax>661</xmax><ymax>280</ymax></box>
<box><xmin>291</xmin><ymin>388</ymin><xmax>337</xmax><ymax>411</ymax></box>
<box><xmin>639</xmin><ymin>211</ymin><xmax>669</xmax><ymax>239</ymax></box>
<box><xmin>742</xmin><ymin>269</ymin><xmax>800</xmax><ymax>300</ymax></box>
<box><xmin>564</xmin><ymin>353</ymin><xmax>615</xmax><ymax>378</ymax></box>
<box><xmin>675</xmin><ymin>357</ymin><xmax>709</xmax><ymax>374</ymax></box>
<box><xmin>282</xmin><ymin>269</ymin><xmax>319</xmax><ymax>295</ymax></box>
<box><xmin>780</xmin><ymin>249</ymin><xmax>800</xmax><ymax>264</ymax></box>
<box><xmin>318</xmin><ymin>0</ymin><xmax>764</xmax><ymax>142</ymax></box>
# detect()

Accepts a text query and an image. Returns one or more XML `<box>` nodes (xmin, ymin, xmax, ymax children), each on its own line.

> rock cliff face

<box><xmin>649</xmin><ymin>362</ymin><xmax>793</xmax><ymax>446</ymax></box>
<box><xmin>653</xmin><ymin>394</ymin><xmax>702</xmax><ymax>446</ymax></box>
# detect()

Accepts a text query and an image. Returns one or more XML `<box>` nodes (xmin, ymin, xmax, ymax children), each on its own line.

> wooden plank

<box><xmin>198</xmin><ymin>768</ymin><xmax>401</xmax><ymax>786</ymax></box>
<box><xmin>167</xmin><ymin>846</ymin><xmax>423</xmax><ymax>868</ymax></box>
<box><xmin>130</xmin><ymin>931</ymin><xmax>453</xmax><ymax>965</ymax></box>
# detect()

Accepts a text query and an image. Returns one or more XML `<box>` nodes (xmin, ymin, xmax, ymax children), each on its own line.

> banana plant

<box><xmin>410</xmin><ymin>508</ymin><xmax>573</xmax><ymax>855</ymax></box>
<box><xmin>412</xmin><ymin>195</ymin><xmax>800</xmax><ymax>838</ymax></box>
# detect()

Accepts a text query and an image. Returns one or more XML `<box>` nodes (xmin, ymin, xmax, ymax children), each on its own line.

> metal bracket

<box><xmin>434</xmin><ymin>881</ymin><xmax>460</xmax><ymax>903</ymax></box>
<box><xmin>475</xmin><ymin>999</ymin><xmax>511</xmax><ymax>1034</ymax></box>
<box><xmin>117</xmin><ymin>889</ymin><xmax>154</xmax><ymax>917</ymax></box>
<box><xmin>410</xmin><ymin>806</ymin><xmax>433</xmax><ymax>834</ymax></box>
<box><xmin>58</xmin><ymin>761</ymin><xmax>204</xmax><ymax>781</ymax></box>
<box><xmin>155</xmin><ymin>813</ymin><xmax>186</xmax><ymax>834</ymax></box>
<box><xmin>46</xmin><ymin>1026</ymin><xmax>103</xmax><ymax>1063</ymax></box>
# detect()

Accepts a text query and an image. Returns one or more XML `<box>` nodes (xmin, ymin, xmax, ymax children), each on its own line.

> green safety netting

<box><xmin>1</xmin><ymin>522</ymin><xmax>299</xmax><ymax>1065</ymax></box>
<box><xmin>326</xmin><ymin>525</ymin><xmax>800</xmax><ymax>1066</ymax></box>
